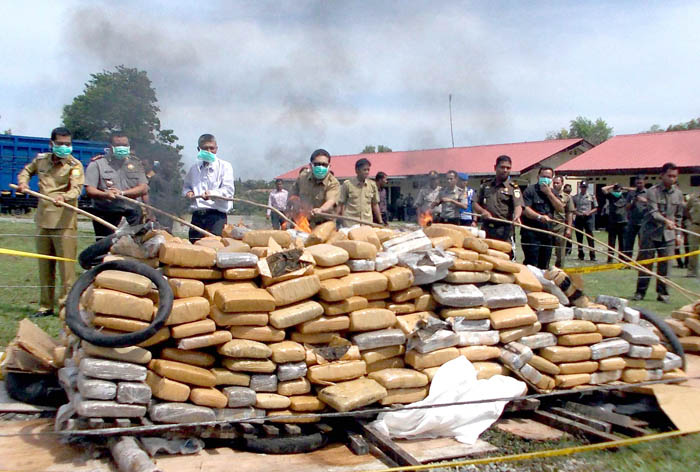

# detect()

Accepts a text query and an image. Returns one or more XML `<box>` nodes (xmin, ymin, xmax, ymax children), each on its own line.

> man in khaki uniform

<box><xmin>434</xmin><ymin>170</ymin><xmax>467</xmax><ymax>224</ymax></box>
<box><xmin>685</xmin><ymin>192</ymin><xmax>700</xmax><ymax>277</ymax></box>
<box><xmin>473</xmin><ymin>155</ymin><xmax>523</xmax><ymax>244</ymax></box>
<box><xmin>414</xmin><ymin>170</ymin><xmax>442</xmax><ymax>223</ymax></box>
<box><xmin>552</xmin><ymin>175</ymin><xmax>575</xmax><ymax>267</ymax></box>
<box><xmin>339</xmin><ymin>158</ymin><xmax>383</xmax><ymax>225</ymax></box>
<box><xmin>16</xmin><ymin>127</ymin><xmax>84</xmax><ymax>317</ymax></box>
<box><xmin>290</xmin><ymin>149</ymin><xmax>340</xmax><ymax>227</ymax></box>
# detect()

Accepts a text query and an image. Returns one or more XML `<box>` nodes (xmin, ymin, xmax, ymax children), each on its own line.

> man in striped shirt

<box><xmin>267</xmin><ymin>179</ymin><xmax>289</xmax><ymax>229</ymax></box>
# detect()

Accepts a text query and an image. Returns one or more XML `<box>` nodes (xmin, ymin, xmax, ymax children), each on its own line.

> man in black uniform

<box><xmin>521</xmin><ymin>167</ymin><xmax>564</xmax><ymax>269</ymax></box>
<box><xmin>601</xmin><ymin>182</ymin><xmax>633</xmax><ymax>262</ymax></box>
<box><xmin>474</xmin><ymin>155</ymin><xmax>523</xmax><ymax>246</ymax></box>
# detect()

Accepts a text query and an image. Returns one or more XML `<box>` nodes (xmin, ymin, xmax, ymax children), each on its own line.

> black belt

<box><xmin>193</xmin><ymin>208</ymin><xmax>225</xmax><ymax>216</ymax></box>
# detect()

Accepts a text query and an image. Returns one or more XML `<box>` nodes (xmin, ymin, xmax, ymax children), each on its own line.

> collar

<box><xmin>351</xmin><ymin>177</ymin><xmax>369</xmax><ymax>186</ymax></box>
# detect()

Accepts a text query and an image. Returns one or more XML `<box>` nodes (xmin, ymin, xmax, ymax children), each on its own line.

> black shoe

<box><xmin>30</xmin><ymin>309</ymin><xmax>53</xmax><ymax>318</ymax></box>
<box><xmin>578</xmin><ymin>255</ymin><xmax>585</xmax><ymax>261</ymax></box>
<box><xmin>590</xmin><ymin>256</ymin><xmax>597</xmax><ymax>262</ymax></box>
<box><xmin>607</xmin><ymin>258</ymin><xmax>613</xmax><ymax>263</ymax></box>
<box><xmin>631</xmin><ymin>293</ymin><xmax>644</xmax><ymax>301</ymax></box>
<box><xmin>657</xmin><ymin>295</ymin><xmax>670</xmax><ymax>304</ymax></box>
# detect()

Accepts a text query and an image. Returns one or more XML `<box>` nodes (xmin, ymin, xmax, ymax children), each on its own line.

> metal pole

<box><xmin>449</xmin><ymin>94</ymin><xmax>455</xmax><ymax>148</ymax></box>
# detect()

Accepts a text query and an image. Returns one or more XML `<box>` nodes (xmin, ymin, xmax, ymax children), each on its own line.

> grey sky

<box><xmin>2</xmin><ymin>0</ymin><xmax>699</xmax><ymax>178</ymax></box>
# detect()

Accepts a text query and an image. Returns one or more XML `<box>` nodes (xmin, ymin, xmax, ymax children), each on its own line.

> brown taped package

<box><xmin>230</xmin><ymin>326</ymin><xmax>285</xmax><ymax>342</ymax></box>
<box><xmin>558</xmin><ymin>361</ymin><xmax>599</xmax><ymax>374</ymax></box>
<box><xmin>555</xmin><ymin>373</ymin><xmax>591</xmax><ymax>388</ymax></box>
<box><xmin>289</xmin><ymin>395</ymin><xmax>326</xmax><ymax>412</ymax></box>
<box><xmin>161</xmin><ymin>348</ymin><xmax>215</xmax><ymax>367</ymax></box>
<box><xmin>396</xmin><ymin>312</ymin><xmax>440</xmax><ymax>334</ymax></box>
<box><xmin>148</xmin><ymin>359</ymin><xmax>217</xmax><ymax>387</ymax></box>
<box><xmin>348</xmin><ymin>226</ymin><xmax>382</xmax><ymax>249</ymax></box>
<box><xmin>380</xmin><ymin>387</ymin><xmax>429</xmax><ymax>405</ymax></box>
<box><xmin>490</xmin><ymin>305</ymin><xmax>537</xmax><ymax>329</ymax></box>
<box><xmin>222</xmin><ymin>358</ymin><xmax>276</xmax><ymax>373</ymax></box>
<box><xmin>478</xmin><ymin>254</ymin><xmax>520</xmax><ymax>273</ymax></box>
<box><xmin>95</xmin><ymin>270</ymin><xmax>152</xmax><ymax>296</ymax></box>
<box><xmin>194</xmin><ymin>237</ymin><xmax>225</xmax><ymax>250</ymax></box>
<box><xmin>474</xmin><ymin>362</ymin><xmax>508</xmax><ymax>380</ymax></box>
<box><xmin>269</xmin><ymin>341</ymin><xmax>306</xmax><ymax>363</ymax></box>
<box><xmin>82</xmin><ymin>343</ymin><xmax>152</xmax><ymax>365</ymax></box>
<box><xmin>138</xmin><ymin>327</ymin><xmax>171</xmax><ymax>347</ymax></box>
<box><xmin>447</xmin><ymin>248</ymin><xmax>480</xmax><ymax>261</ymax></box>
<box><xmin>598</xmin><ymin>357</ymin><xmax>626</xmax><ymax>371</ymax></box>
<box><xmin>171</xmin><ymin>319</ymin><xmax>216</xmax><ymax>339</ymax></box>
<box><xmin>499</xmin><ymin>322</ymin><xmax>542</xmax><ymax>344</ymax></box>
<box><xmin>177</xmin><ymin>331</ymin><xmax>232</xmax><ymax>350</ymax></box>
<box><xmin>223</xmin><ymin>267</ymin><xmax>259</xmax><ymax>280</ymax></box>
<box><xmin>306</xmin><ymin>244</ymin><xmax>350</xmax><ymax>266</ymax></box>
<box><xmin>343</xmin><ymin>272</ymin><xmax>389</xmax><ymax>296</ymax></box>
<box><xmin>190</xmin><ymin>388</ymin><xmax>228</xmax><ymax>408</ymax></box>
<box><xmin>307</xmin><ymin>360</ymin><xmax>367</xmax><ymax>383</ymax></box>
<box><xmin>386</xmin><ymin>303</ymin><xmax>416</xmax><ymax>314</ymax></box>
<box><xmin>291</xmin><ymin>332</ymin><xmax>337</xmax><ymax>344</ymax></box>
<box><xmin>540</xmin><ymin>346</ymin><xmax>592</xmax><ymax>363</ymax></box>
<box><xmin>486</xmin><ymin>248</ymin><xmax>510</xmax><ymax>260</ymax></box>
<box><xmin>459</xmin><ymin>346</ymin><xmax>501</xmax><ymax>361</ymax></box>
<box><xmin>278</xmin><ymin>378</ymin><xmax>312</xmax><ymax>396</ymax></box>
<box><xmin>391</xmin><ymin>286</ymin><xmax>424</xmax><ymax>303</ymax></box>
<box><xmin>209</xmin><ymin>306</ymin><xmax>269</xmax><ymax>327</ymax></box>
<box><xmin>256</xmin><ymin>393</ymin><xmax>292</xmax><ymax>409</ymax></box>
<box><xmin>484</xmin><ymin>238</ymin><xmax>512</xmax><ymax>253</ymax></box>
<box><xmin>557</xmin><ymin>333</ymin><xmax>603</xmax><ymax>346</ymax></box>
<box><xmin>93</xmin><ymin>316</ymin><xmax>150</xmax><ymax>332</ymax></box>
<box><xmin>546</xmin><ymin>320</ymin><xmax>597</xmax><ymax>335</ymax></box>
<box><xmin>423</xmin><ymin>225</ymin><xmax>464</xmax><ymax>248</ymax></box>
<box><xmin>405</xmin><ymin>347</ymin><xmax>460</xmax><ymax>370</ymax></box>
<box><xmin>203</xmin><ymin>281</ymin><xmax>256</xmax><ymax>303</ymax></box>
<box><xmin>445</xmin><ymin>271</ymin><xmax>492</xmax><ymax>284</ymax></box>
<box><xmin>429</xmin><ymin>236</ymin><xmax>453</xmax><ymax>250</ymax></box>
<box><xmin>362</xmin><ymin>345</ymin><xmax>406</xmax><ymax>364</ymax></box>
<box><xmin>168</xmin><ymin>278</ymin><xmax>205</xmax><ymax>298</ymax></box>
<box><xmin>298</xmin><ymin>316</ymin><xmax>350</xmax><ymax>334</ymax></box>
<box><xmin>332</xmin><ymin>240</ymin><xmax>378</xmax><ymax>260</ymax></box>
<box><xmin>680</xmin><ymin>336</ymin><xmax>700</xmax><ymax>352</ymax></box>
<box><xmin>166</xmin><ymin>297</ymin><xmax>210</xmax><ymax>326</ymax></box>
<box><xmin>383</xmin><ymin>267</ymin><xmax>415</xmax><ymax>291</ymax></box>
<box><xmin>597</xmin><ymin>323</ymin><xmax>623</xmax><ymax>337</ymax></box>
<box><xmin>463</xmin><ymin>237</ymin><xmax>489</xmax><ymax>253</ymax></box>
<box><xmin>320</xmin><ymin>296</ymin><xmax>368</xmax><ymax>315</ymax></box>
<box><xmin>369</xmin><ymin>368</ymin><xmax>429</xmax><ymax>389</ymax></box>
<box><xmin>529</xmin><ymin>355</ymin><xmax>560</xmax><ymax>375</ymax></box>
<box><xmin>242</xmin><ymin>230</ymin><xmax>292</xmax><ymax>248</ymax></box>
<box><xmin>526</xmin><ymin>292</ymin><xmax>560</xmax><ymax>310</ymax></box>
<box><xmin>314</xmin><ymin>265</ymin><xmax>351</xmax><ymax>281</ymax></box>
<box><xmin>163</xmin><ymin>267</ymin><xmax>222</xmax><ymax>279</ymax></box>
<box><xmin>215</xmin><ymin>288</ymin><xmax>276</xmax><ymax>312</ymax></box>
<box><xmin>269</xmin><ymin>300</ymin><xmax>324</xmax><ymax>329</ymax></box>
<box><xmin>159</xmin><ymin>242</ymin><xmax>216</xmax><ymax>267</ymax></box>
<box><xmin>415</xmin><ymin>294</ymin><xmax>437</xmax><ymax>311</ymax></box>
<box><xmin>217</xmin><ymin>339</ymin><xmax>272</xmax><ymax>358</ymax></box>
<box><xmin>307</xmin><ymin>220</ymin><xmax>336</xmax><ymax>245</ymax></box>
<box><xmin>211</xmin><ymin>368</ymin><xmax>250</xmax><ymax>387</ymax></box>
<box><xmin>318</xmin><ymin>278</ymin><xmax>354</xmax><ymax>302</ymax></box>
<box><xmin>621</xmin><ymin>369</ymin><xmax>649</xmax><ymax>383</ymax></box>
<box><xmin>665</xmin><ymin>319</ymin><xmax>691</xmax><ymax>337</ymax></box>
<box><xmin>367</xmin><ymin>357</ymin><xmax>405</xmax><ymax>372</ymax></box>
<box><xmin>512</xmin><ymin>264</ymin><xmax>543</xmax><ymax>292</ymax></box>
<box><xmin>318</xmin><ymin>377</ymin><xmax>387</xmax><ymax>412</ymax></box>
<box><xmin>146</xmin><ymin>371</ymin><xmax>190</xmax><ymax>402</ymax></box>
<box><xmin>440</xmin><ymin>306</ymin><xmax>491</xmax><ymax>319</ymax></box>
<box><xmin>367</xmin><ymin>301</ymin><xmax>387</xmax><ymax>309</ymax></box>
<box><xmin>349</xmin><ymin>308</ymin><xmax>397</xmax><ymax>332</ymax></box>
<box><xmin>490</xmin><ymin>273</ymin><xmax>516</xmax><ymax>284</ymax></box>
<box><xmin>267</xmin><ymin>274</ymin><xmax>321</xmax><ymax>306</ymax></box>
<box><xmin>650</xmin><ymin>344</ymin><xmax>667</xmax><ymax>360</ymax></box>
<box><xmin>89</xmin><ymin>288</ymin><xmax>154</xmax><ymax>321</ymax></box>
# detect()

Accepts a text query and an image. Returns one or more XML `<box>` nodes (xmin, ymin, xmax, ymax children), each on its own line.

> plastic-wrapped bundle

<box><xmin>408</xmin><ymin>329</ymin><xmax>460</xmax><ymax>354</ymax></box>
<box><xmin>537</xmin><ymin>306</ymin><xmax>574</xmax><ymax>324</ymax></box>
<box><xmin>574</xmin><ymin>308</ymin><xmax>623</xmax><ymax>324</ymax></box>
<box><xmin>527</xmin><ymin>265</ymin><xmax>568</xmax><ymax>305</ymax></box>
<box><xmin>249</xmin><ymin>374</ymin><xmax>278</xmax><ymax>392</ymax></box>
<box><xmin>449</xmin><ymin>318</ymin><xmax>491</xmax><ymax>332</ymax></box>
<box><xmin>457</xmin><ymin>330</ymin><xmax>500</xmax><ymax>346</ymax></box>
<box><xmin>648</xmin><ymin>369</ymin><xmax>664</xmax><ymax>380</ymax></box>
<box><xmin>79</xmin><ymin>358</ymin><xmax>147</xmax><ymax>382</ymax></box>
<box><xmin>623</xmin><ymin>307</ymin><xmax>641</xmax><ymax>324</ymax></box>
<box><xmin>276</xmin><ymin>362</ymin><xmax>308</xmax><ymax>381</ymax></box>
<box><xmin>223</xmin><ymin>386</ymin><xmax>257</xmax><ymax>407</ymax></box>
<box><xmin>620</xmin><ymin>323</ymin><xmax>659</xmax><ymax>345</ymax></box>
<box><xmin>499</xmin><ymin>342</ymin><xmax>533</xmax><ymax>370</ymax></box>
<box><xmin>519</xmin><ymin>363</ymin><xmax>543</xmax><ymax>384</ymax></box>
<box><xmin>519</xmin><ymin>332</ymin><xmax>557</xmax><ymax>350</ymax></box>
<box><xmin>148</xmin><ymin>402</ymin><xmax>216</xmax><ymax>423</ymax></box>
<box><xmin>480</xmin><ymin>284</ymin><xmax>527</xmax><ymax>309</ymax></box>
<box><xmin>596</xmin><ymin>295</ymin><xmax>628</xmax><ymax>312</ymax></box>
<box><xmin>627</xmin><ymin>344</ymin><xmax>653</xmax><ymax>358</ymax></box>
<box><xmin>351</xmin><ymin>329</ymin><xmax>407</xmax><ymax>350</ymax></box>
<box><xmin>374</xmin><ymin>252</ymin><xmax>399</xmax><ymax>272</ymax></box>
<box><xmin>347</xmin><ymin>259</ymin><xmax>376</xmax><ymax>272</ymax></box>
<box><xmin>398</xmin><ymin>249</ymin><xmax>454</xmax><ymax>285</ymax></box>
<box><xmin>590</xmin><ymin>338</ymin><xmax>630</xmax><ymax>360</ymax></box>
<box><xmin>229</xmin><ymin>226</ymin><xmax>251</xmax><ymax>240</ymax></box>
<box><xmin>590</xmin><ymin>370</ymin><xmax>622</xmax><ymax>384</ymax></box>
<box><xmin>77</xmin><ymin>375</ymin><xmax>117</xmax><ymax>400</ymax></box>
<box><xmin>431</xmin><ymin>283</ymin><xmax>484</xmax><ymax>307</ymax></box>
<box><xmin>663</xmin><ymin>352</ymin><xmax>683</xmax><ymax>371</ymax></box>
<box><xmin>216</xmin><ymin>252</ymin><xmax>258</xmax><ymax>269</ymax></box>
<box><xmin>116</xmin><ymin>382</ymin><xmax>152</xmax><ymax>404</ymax></box>
<box><xmin>74</xmin><ymin>395</ymin><xmax>147</xmax><ymax>418</ymax></box>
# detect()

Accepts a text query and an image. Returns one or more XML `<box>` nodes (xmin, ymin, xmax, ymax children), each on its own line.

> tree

<box><xmin>2</xmin><ymin>129</ymin><xmax>11</xmax><ymax>135</ymax></box>
<box><xmin>546</xmin><ymin>116</ymin><xmax>613</xmax><ymax>145</ymax></box>
<box><xmin>62</xmin><ymin>66</ymin><xmax>186</xmax><ymax>215</ymax></box>
<box><xmin>361</xmin><ymin>145</ymin><xmax>392</xmax><ymax>153</ymax></box>
<box><xmin>666</xmin><ymin>118</ymin><xmax>700</xmax><ymax>132</ymax></box>
<box><xmin>645</xmin><ymin>124</ymin><xmax>664</xmax><ymax>133</ymax></box>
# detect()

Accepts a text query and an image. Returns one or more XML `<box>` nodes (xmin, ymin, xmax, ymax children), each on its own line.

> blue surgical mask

<box><xmin>611</xmin><ymin>191</ymin><xmax>622</xmax><ymax>198</ymax></box>
<box><xmin>538</xmin><ymin>177</ymin><xmax>552</xmax><ymax>187</ymax></box>
<box><xmin>52</xmin><ymin>145</ymin><xmax>72</xmax><ymax>158</ymax></box>
<box><xmin>197</xmin><ymin>150</ymin><xmax>217</xmax><ymax>163</ymax></box>
<box><xmin>112</xmin><ymin>146</ymin><xmax>130</xmax><ymax>159</ymax></box>
<box><xmin>312</xmin><ymin>164</ymin><xmax>329</xmax><ymax>179</ymax></box>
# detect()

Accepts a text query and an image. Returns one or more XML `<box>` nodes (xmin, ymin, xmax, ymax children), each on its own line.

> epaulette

<box><xmin>90</xmin><ymin>154</ymin><xmax>106</xmax><ymax>162</ymax></box>
<box><xmin>510</xmin><ymin>182</ymin><xmax>519</xmax><ymax>188</ymax></box>
<box><xmin>36</xmin><ymin>152</ymin><xmax>51</xmax><ymax>160</ymax></box>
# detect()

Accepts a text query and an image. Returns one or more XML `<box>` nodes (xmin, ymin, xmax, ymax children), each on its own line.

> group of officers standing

<box><xmin>14</xmin><ymin>129</ymin><xmax>700</xmax><ymax>317</ymax></box>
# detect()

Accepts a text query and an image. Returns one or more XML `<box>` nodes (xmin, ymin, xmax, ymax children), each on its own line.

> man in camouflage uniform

<box><xmin>290</xmin><ymin>149</ymin><xmax>340</xmax><ymax>228</ymax></box>
<box><xmin>16</xmin><ymin>127</ymin><xmax>84</xmax><ymax>317</ymax></box>
<box><xmin>552</xmin><ymin>175</ymin><xmax>574</xmax><ymax>267</ymax></box>
<box><xmin>633</xmin><ymin>163</ymin><xmax>685</xmax><ymax>302</ymax></box>
<box><xmin>473</xmin><ymin>155</ymin><xmax>523</xmax><ymax>244</ymax></box>
<box><xmin>685</xmin><ymin>192</ymin><xmax>700</xmax><ymax>278</ymax></box>
<box><xmin>572</xmin><ymin>181</ymin><xmax>598</xmax><ymax>261</ymax></box>
<box><xmin>85</xmin><ymin>131</ymin><xmax>148</xmax><ymax>239</ymax></box>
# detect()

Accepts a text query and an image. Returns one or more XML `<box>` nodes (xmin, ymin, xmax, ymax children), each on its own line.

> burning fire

<box><xmin>283</xmin><ymin>196</ymin><xmax>312</xmax><ymax>233</ymax></box>
<box><xmin>418</xmin><ymin>210</ymin><xmax>433</xmax><ymax>227</ymax></box>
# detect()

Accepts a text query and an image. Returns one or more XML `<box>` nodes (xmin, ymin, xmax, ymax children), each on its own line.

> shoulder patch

<box><xmin>90</xmin><ymin>154</ymin><xmax>105</xmax><ymax>162</ymax></box>
<box><xmin>71</xmin><ymin>168</ymin><xmax>81</xmax><ymax>177</ymax></box>
<box><xmin>514</xmin><ymin>189</ymin><xmax>521</xmax><ymax>198</ymax></box>
<box><xmin>36</xmin><ymin>152</ymin><xmax>50</xmax><ymax>160</ymax></box>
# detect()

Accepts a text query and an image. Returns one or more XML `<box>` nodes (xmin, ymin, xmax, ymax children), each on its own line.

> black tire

<box><xmin>65</xmin><ymin>259</ymin><xmax>173</xmax><ymax>347</ymax></box>
<box><xmin>243</xmin><ymin>432</ymin><xmax>328</xmax><ymax>454</ymax></box>
<box><xmin>4</xmin><ymin>372</ymin><xmax>67</xmax><ymax>407</ymax></box>
<box><xmin>78</xmin><ymin>234</ymin><xmax>117</xmax><ymax>269</ymax></box>
<box><xmin>635</xmin><ymin>306</ymin><xmax>686</xmax><ymax>370</ymax></box>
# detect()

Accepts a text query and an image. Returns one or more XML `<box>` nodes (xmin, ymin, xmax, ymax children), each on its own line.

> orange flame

<box><xmin>418</xmin><ymin>210</ymin><xmax>433</xmax><ymax>227</ymax></box>
<box><xmin>285</xmin><ymin>195</ymin><xmax>312</xmax><ymax>233</ymax></box>
<box><xmin>294</xmin><ymin>213</ymin><xmax>312</xmax><ymax>233</ymax></box>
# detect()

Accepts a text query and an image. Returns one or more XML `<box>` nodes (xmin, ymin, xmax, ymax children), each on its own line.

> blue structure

<box><xmin>0</xmin><ymin>134</ymin><xmax>107</xmax><ymax>213</ymax></box>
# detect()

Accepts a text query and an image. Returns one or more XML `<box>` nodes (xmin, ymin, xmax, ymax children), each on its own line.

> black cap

<box><xmin>613</xmin><ymin>183</ymin><xmax>621</xmax><ymax>190</ymax></box>
<box><xmin>580</xmin><ymin>181</ymin><xmax>588</xmax><ymax>187</ymax></box>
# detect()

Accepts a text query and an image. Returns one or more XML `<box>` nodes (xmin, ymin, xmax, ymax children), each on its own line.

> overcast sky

<box><xmin>3</xmin><ymin>0</ymin><xmax>699</xmax><ymax>178</ymax></box>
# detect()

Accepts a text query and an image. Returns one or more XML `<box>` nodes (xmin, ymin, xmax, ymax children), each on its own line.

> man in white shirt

<box><xmin>267</xmin><ymin>179</ymin><xmax>288</xmax><ymax>229</ymax></box>
<box><xmin>183</xmin><ymin>134</ymin><xmax>235</xmax><ymax>242</ymax></box>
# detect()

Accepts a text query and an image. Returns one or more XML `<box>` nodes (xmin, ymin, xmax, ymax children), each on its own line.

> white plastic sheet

<box><xmin>371</xmin><ymin>356</ymin><xmax>527</xmax><ymax>444</ymax></box>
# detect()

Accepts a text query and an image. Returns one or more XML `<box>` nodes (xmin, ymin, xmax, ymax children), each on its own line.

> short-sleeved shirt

<box><xmin>437</xmin><ymin>185</ymin><xmax>467</xmax><ymax>219</ymax></box>
<box><xmin>572</xmin><ymin>192</ymin><xmax>598</xmax><ymax>215</ymax></box>
<box><xmin>522</xmin><ymin>184</ymin><xmax>556</xmax><ymax>229</ymax></box>
<box><xmin>627</xmin><ymin>189</ymin><xmax>648</xmax><ymax>224</ymax></box>
<box><xmin>291</xmin><ymin>168</ymin><xmax>340</xmax><ymax>210</ymax></box>
<box><xmin>553</xmin><ymin>191</ymin><xmax>575</xmax><ymax>225</ymax></box>
<box><xmin>476</xmin><ymin>178</ymin><xmax>523</xmax><ymax>220</ymax></box>
<box><xmin>415</xmin><ymin>185</ymin><xmax>442</xmax><ymax>216</ymax></box>
<box><xmin>85</xmin><ymin>154</ymin><xmax>148</xmax><ymax>211</ymax></box>
<box><xmin>339</xmin><ymin>177</ymin><xmax>379</xmax><ymax>222</ymax></box>
<box><xmin>17</xmin><ymin>153</ymin><xmax>85</xmax><ymax>229</ymax></box>
<box><xmin>641</xmin><ymin>184</ymin><xmax>684</xmax><ymax>242</ymax></box>
<box><xmin>687</xmin><ymin>193</ymin><xmax>700</xmax><ymax>225</ymax></box>
<box><xmin>378</xmin><ymin>187</ymin><xmax>388</xmax><ymax>214</ymax></box>
<box><xmin>606</xmin><ymin>193</ymin><xmax>629</xmax><ymax>224</ymax></box>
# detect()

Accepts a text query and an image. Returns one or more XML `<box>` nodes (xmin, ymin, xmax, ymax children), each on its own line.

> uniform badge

<box><xmin>127</xmin><ymin>163</ymin><xmax>134</xmax><ymax>170</ymax></box>
<box><xmin>71</xmin><ymin>169</ymin><xmax>81</xmax><ymax>177</ymax></box>
<box><xmin>514</xmin><ymin>189</ymin><xmax>521</xmax><ymax>198</ymax></box>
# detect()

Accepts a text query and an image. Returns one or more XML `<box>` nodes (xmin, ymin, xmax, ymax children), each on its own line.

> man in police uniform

<box><xmin>572</xmin><ymin>181</ymin><xmax>598</xmax><ymax>261</ymax></box>
<box><xmin>473</xmin><ymin>155</ymin><xmax>523</xmax><ymax>244</ymax></box>
<box><xmin>16</xmin><ymin>127</ymin><xmax>84</xmax><ymax>317</ymax></box>
<box><xmin>414</xmin><ymin>170</ymin><xmax>442</xmax><ymax>223</ymax></box>
<box><xmin>633</xmin><ymin>163</ymin><xmax>684</xmax><ymax>302</ymax></box>
<box><xmin>433</xmin><ymin>170</ymin><xmax>467</xmax><ymax>224</ymax></box>
<box><xmin>339</xmin><ymin>158</ymin><xmax>383</xmax><ymax>225</ymax></box>
<box><xmin>601</xmin><ymin>182</ymin><xmax>633</xmax><ymax>262</ymax></box>
<box><xmin>686</xmin><ymin>192</ymin><xmax>700</xmax><ymax>278</ymax></box>
<box><xmin>290</xmin><ymin>149</ymin><xmax>340</xmax><ymax>227</ymax></box>
<box><xmin>85</xmin><ymin>131</ymin><xmax>148</xmax><ymax>239</ymax></box>
<box><xmin>521</xmin><ymin>167</ymin><xmax>564</xmax><ymax>269</ymax></box>
<box><xmin>623</xmin><ymin>176</ymin><xmax>648</xmax><ymax>259</ymax></box>
<box><xmin>552</xmin><ymin>176</ymin><xmax>574</xmax><ymax>267</ymax></box>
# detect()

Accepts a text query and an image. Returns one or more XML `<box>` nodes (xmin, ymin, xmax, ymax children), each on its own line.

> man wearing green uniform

<box><xmin>473</xmin><ymin>155</ymin><xmax>523</xmax><ymax>244</ymax></box>
<box><xmin>434</xmin><ymin>170</ymin><xmax>467</xmax><ymax>225</ymax></box>
<box><xmin>290</xmin><ymin>149</ymin><xmax>340</xmax><ymax>228</ymax></box>
<box><xmin>339</xmin><ymin>158</ymin><xmax>383</xmax><ymax>225</ymax></box>
<box><xmin>552</xmin><ymin>176</ymin><xmax>574</xmax><ymax>267</ymax></box>
<box><xmin>685</xmin><ymin>192</ymin><xmax>700</xmax><ymax>278</ymax></box>
<box><xmin>16</xmin><ymin>127</ymin><xmax>84</xmax><ymax>317</ymax></box>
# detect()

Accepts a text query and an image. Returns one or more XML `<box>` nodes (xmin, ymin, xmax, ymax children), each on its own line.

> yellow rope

<box><xmin>0</xmin><ymin>247</ymin><xmax>76</xmax><ymax>262</ymax></box>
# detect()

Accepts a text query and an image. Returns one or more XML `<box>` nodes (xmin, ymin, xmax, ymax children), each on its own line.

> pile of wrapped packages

<box><xmin>53</xmin><ymin>222</ymin><xmax>687</xmax><ymax>427</ymax></box>
<box><xmin>664</xmin><ymin>302</ymin><xmax>700</xmax><ymax>353</ymax></box>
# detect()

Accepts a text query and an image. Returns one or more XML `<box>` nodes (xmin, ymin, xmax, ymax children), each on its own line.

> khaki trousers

<box><xmin>688</xmin><ymin>223</ymin><xmax>700</xmax><ymax>277</ymax></box>
<box><xmin>36</xmin><ymin>227</ymin><xmax>77</xmax><ymax>311</ymax></box>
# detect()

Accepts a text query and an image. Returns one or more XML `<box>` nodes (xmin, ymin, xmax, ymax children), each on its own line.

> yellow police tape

<box><xmin>360</xmin><ymin>428</ymin><xmax>699</xmax><ymax>472</ymax></box>
<box><xmin>564</xmin><ymin>249</ymin><xmax>700</xmax><ymax>274</ymax></box>
<box><xmin>0</xmin><ymin>247</ymin><xmax>76</xmax><ymax>262</ymax></box>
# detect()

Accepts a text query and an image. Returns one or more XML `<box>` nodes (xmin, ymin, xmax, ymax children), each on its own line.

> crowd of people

<box><xmin>15</xmin><ymin>128</ymin><xmax>700</xmax><ymax>317</ymax></box>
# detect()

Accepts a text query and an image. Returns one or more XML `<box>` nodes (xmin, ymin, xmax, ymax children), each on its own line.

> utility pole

<box><xmin>449</xmin><ymin>94</ymin><xmax>455</xmax><ymax>148</ymax></box>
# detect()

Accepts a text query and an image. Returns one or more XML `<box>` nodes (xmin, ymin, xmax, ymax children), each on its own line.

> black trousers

<box><xmin>440</xmin><ymin>217</ymin><xmax>461</xmax><ymax>225</ymax></box>
<box><xmin>623</xmin><ymin>223</ymin><xmax>641</xmax><ymax>259</ymax></box>
<box><xmin>607</xmin><ymin>221</ymin><xmax>627</xmax><ymax>261</ymax></box>
<box><xmin>521</xmin><ymin>227</ymin><xmax>553</xmax><ymax>270</ymax></box>
<box><xmin>574</xmin><ymin>215</ymin><xmax>596</xmax><ymax>259</ymax></box>
<box><xmin>270</xmin><ymin>212</ymin><xmax>283</xmax><ymax>230</ymax></box>
<box><xmin>189</xmin><ymin>209</ymin><xmax>227</xmax><ymax>243</ymax></box>
<box><xmin>635</xmin><ymin>236</ymin><xmax>673</xmax><ymax>296</ymax></box>
<box><xmin>482</xmin><ymin>221</ymin><xmax>512</xmax><ymax>242</ymax></box>
<box><xmin>90</xmin><ymin>207</ymin><xmax>142</xmax><ymax>240</ymax></box>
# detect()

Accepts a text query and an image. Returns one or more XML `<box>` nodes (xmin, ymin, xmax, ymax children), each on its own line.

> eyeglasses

<box><xmin>312</xmin><ymin>162</ymin><xmax>330</xmax><ymax>167</ymax></box>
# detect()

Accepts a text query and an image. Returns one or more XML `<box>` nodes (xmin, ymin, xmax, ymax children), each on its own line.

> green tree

<box><xmin>62</xmin><ymin>66</ymin><xmax>186</xmax><ymax>215</ymax></box>
<box><xmin>361</xmin><ymin>144</ymin><xmax>392</xmax><ymax>153</ymax></box>
<box><xmin>376</xmin><ymin>145</ymin><xmax>392</xmax><ymax>153</ymax></box>
<box><xmin>2</xmin><ymin>129</ymin><xmax>11</xmax><ymax>135</ymax></box>
<box><xmin>666</xmin><ymin>118</ymin><xmax>700</xmax><ymax>132</ymax></box>
<box><xmin>546</xmin><ymin>116</ymin><xmax>613</xmax><ymax>145</ymax></box>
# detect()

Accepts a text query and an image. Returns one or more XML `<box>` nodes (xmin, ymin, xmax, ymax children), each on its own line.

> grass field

<box><xmin>0</xmin><ymin>216</ymin><xmax>699</xmax><ymax>469</ymax></box>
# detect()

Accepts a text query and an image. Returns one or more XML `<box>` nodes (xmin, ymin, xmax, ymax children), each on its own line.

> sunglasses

<box><xmin>312</xmin><ymin>162</ymin><xmax>330</xmax><ymax>167</ymax></box>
